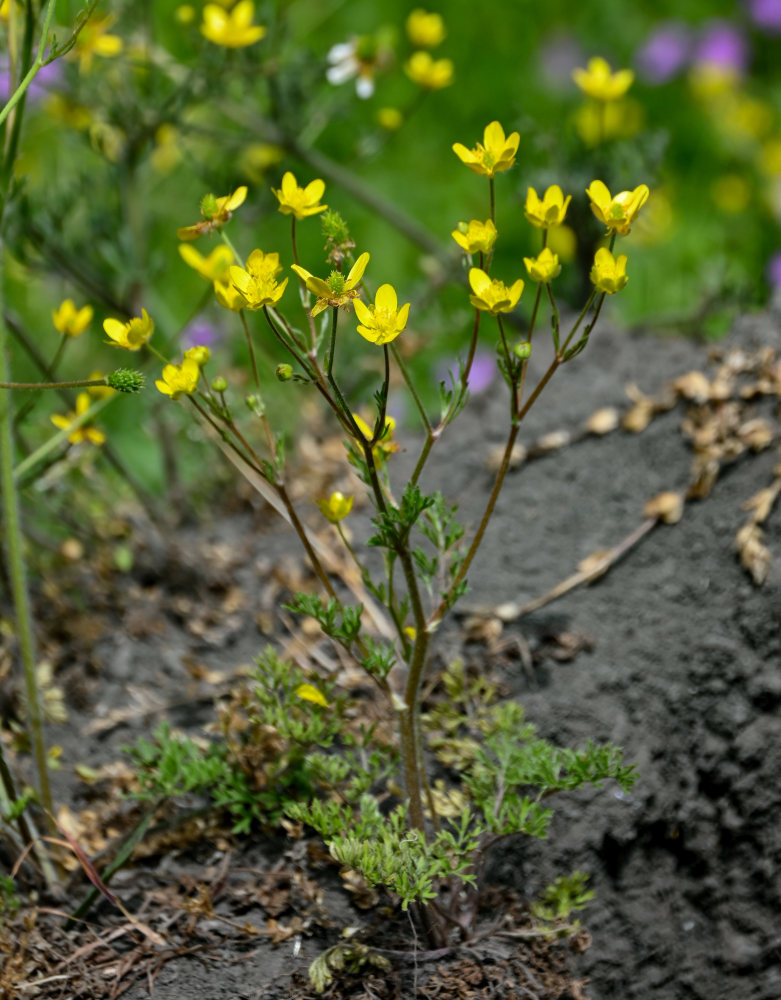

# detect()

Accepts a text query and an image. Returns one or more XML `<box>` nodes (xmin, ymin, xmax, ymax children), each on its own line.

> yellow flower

<box><xmin>586</xmin><ymin>180</ymin><xmax>649</xmax><ymax>236</ymax></box>
<box><xmin>294</xmin><ymin>683</ymin><xmax>329</xmax><ymax>708</ymax></box>
<box><xmin>177</xmin><ymin>187</ymin><xmax>247</xmax><ymax>241</ymax></box>
<box><xmin>524</xmin><ymin>185</ymin><xmax>572</xmax><ymax>228</ymax></box>
<box><xmin>292</xmin><ymin>252</ymin><xmax>369</xmax><ymax>317</ymax></box>
<box><xmin>404</xmin><ymin>51</ymin><xmax>453</xmax><ymax>90</ymax></box>
<box><xmin>317</xmin><ymin>491</ymin><xmax>354</xmax><ymax>523</ymax></box>
<box><xmin>229</xmin><ymin>250</ymin><xmax>288</xmax><ymax>309</ymax></box>
<box><xmin>451</xmin><ymin>219</ymin><xmax>497</xmax><ymax>255</ymax></box>
<box><xmin>103</xmin><ymin>309</ymin><xmax>154</xmax><ymax>351</ymax></box>
<box><xmin>184</xmin><ymin>345</ymin><xmax>211</xmax><ymax>366</ymax></box>
<box><xmin>523</xmin><ymin>248</ymin><xmax>561</xmax><ymax>283</ymax></box>
<box><xmin>572</xmin><ymin>57</ymin><xmax>634</xmax><ymax>101</ymax></box>
<box><xmin>352</xmin><ymin>413</ymin><xmax>399</xmax><ymax>462</ymax></box>
<box><xmin>239</xmin><ymin>143</ymin><xmax>284</xmax><ymax>182</ymax></box>
<box><xmin>574</xmin><ymin>99</ymin><xmax>643</xmax><ymax>147</ymax></box>
<box><xmin>377</xmin><ymin>107</ymin><xmax>403</xmax><ymax>130</ymax></box>
<box><xmin>452</xmin><ymin>121</ymin><xmax>520</xmax><ymax>178</ymax></box>
<box><xmin>406</xmin><ymin>9</ymin><xmax>446</xmax><ymax>48</ymax></box>
<box><xmin>150</xmin><ymin>125</ymin><xmax>183</xmax><ymax>175</ymax></box>
<box><xmin>175</xmin><ymin>5</ymin><xmax>196</xmax><ymax>24</ymax></box>
<box><xmin>354</xmin><ymin>284</ymin><xmax>410</xmax><ymax>345</ymax></box>
<box><xmin>468</xmin><ymin>268</ymin><xmax>524</xmax><ymax>314</ymax></box>
<box><xmin>547</xmin><ymin>224</ymin><xmax>577</xmax><ymax>262</ymax></box>
<box><xmin>178</xmin><ymin>244</ymin><xmax>234</xmax><ymax>283</ymax></box>
<box><xmin>52</xmin><ymin>299</ymin><xmax>93</xmax><ymax>338</ymax></box>
<box><xmin>155</xmin><ymin>357</ymin><xmax>201</xmax><ymax>400</ymax></box>
<box><xmin>69</xmin><ymin>16</ymin><xmax>123</xmax><ymax>73</ymax></box>
<box><xmin>590</xmin><ymin>247</ymin><xmax>628</xmax><ymax>294</ymax></box>
<box><xmin>214</xmin><ymin>277</ymin><xmax>245</xmax><ymax>312</ymax></box>
<box><xmin>272</xmin><ymin>172</ymin><xmax>327</xmax><ymax>220</ymax></box>
<box><xmin>200</xmin><ymin>1</ymin><xmax>266</xmax><ymax>48</ymax></box>
<box><xmin>51</xmin><ymin>393</ymin><xmax>105</xmax><ymax>446</ymax></box>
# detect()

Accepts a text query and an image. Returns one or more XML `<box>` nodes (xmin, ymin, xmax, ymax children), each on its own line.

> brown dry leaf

<box><xmin>266</xmin><ymin>916</ymin><xmax>304</xmax><ymax>944</ymax></box>
<box><xmin>577</xmin><ymin>549</ymin><xmax>612</xmax><ymax>575</ymax></box>
<box><xmin>738</xmin><ymin>417</ymin><xmax>775</xmax><ymax>451</ymax></box>
<box><xmin>486</xmin><ymin>441</ymin><xmax>526</xmax><ymax>471</ymax></box>
<box><xmin>687</xmin><ymin>455</ymin><xmax>721</xmax><ymax>499</ymax></box>
<box><xmin>673</xmin><ymin>370</ymin><xmax>711</xmax><ymax>402</ymax></box>
<box><xmin>537</xmin><ymin>429</ymin><xmax>571</xmax><ymax>452</ymax></box>
<box><xmin>644</xmin><ymin>491</ymin><xmax>684</xmax><ymax>524</ymax></box>
<box><xmin>340</xmin><ymin>869</ymin><xmax>380</xmax><ymax>909</ymax></box>
<box><xmin>742</xmin><ymin>485</ymin><xmax>781</xmax><ymax>523</ymax></box>
<box><xmin>735</xmin><ymin>522</ymin><xmax>771</xmax><ymax>585</ymax></box>
<box><xmin>586</xmin><ymin>407</ymin><xmax>620</xmax><ymax>436</ymax></box>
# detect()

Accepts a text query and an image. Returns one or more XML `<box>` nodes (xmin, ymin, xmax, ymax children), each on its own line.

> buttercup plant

<box><xmin>136</xmin><ymin>119</ymin><xmax>643</xmax><ymax>970</ymax></box>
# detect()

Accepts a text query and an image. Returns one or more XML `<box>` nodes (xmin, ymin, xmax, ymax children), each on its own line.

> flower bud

<box><xmin>107</xmin><ymin>369</ymin><xmax>145</xmax><ymax>393</ymax></box>
<box><xmin>200</xmin><ymin>193</ymin><xmax>219</xmax><ymax>218</ymax></box>
<box><xmin>513</xmin><ymin>341</ymin><xmax>532</xmax><ymax>360</ymax></box>
<box><xmin>245</xmin><ymin>393</ymin><xmax>265</xmax><ymax>416</ymax></box>
<box><xmin>276</xmin><ymin>364</ymin><xmax>293</xmax><ymax>382</ymax></box>
<box><xmin>184</xmin><ymin>345</ymin><xmax>211</xmax><ymax>366</ymax></box>
<box><xmin>212</xmin><ymin>376</ymin><xmax>228</xmax><ymax>392</ymax></box>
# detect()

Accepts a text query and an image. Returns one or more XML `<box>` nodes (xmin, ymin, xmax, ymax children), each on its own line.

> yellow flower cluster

<box><xmin>230</xmin><ymin>249</ymin><xmax>288</xmax><ymax>309</ymax></box>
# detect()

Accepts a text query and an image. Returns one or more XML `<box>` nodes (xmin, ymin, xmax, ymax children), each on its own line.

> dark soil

<box><xmin>3</xmin><ymin>306</ymin><xmax>781</xmax><ymax>999</ymax></box>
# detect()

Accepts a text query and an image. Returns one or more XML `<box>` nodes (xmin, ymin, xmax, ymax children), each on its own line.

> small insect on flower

<box><xmin>103</xmin><ymin>309</ymin><xmax>154</xmax><ymax>351</ymax></box>
<box><xmin>452</xmin><ymin>121</ymin><xmax>520</xmax><ymax>178</ymax></box>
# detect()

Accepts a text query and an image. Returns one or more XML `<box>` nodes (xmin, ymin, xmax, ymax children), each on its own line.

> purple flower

<box><xmin>182</xmin><ymin>319</ymin><xmax>221</xmax><ymax>350</ymax></box>
<box><xmin>765</xmin><ymin>250</ymin><xmax>781</xmax><ymax>289</ymax></box>
<box><xmin>747</xmin><ymin>0</ymin><xmax>781</xmax><ymax>32</ymax></box>
<box><xmin>0</xmin><ymin>58</ymin><xmax>62</xmax><ymax>105</ymax></box>
<box><xmin>694</xmin><ymin>20</ymin><xmax>749</xmax><ymax>73</ymax></box>
<box><xmin>636</xmin><ymin>22</ymin><xmax>691</xmax><ymax>83</ymax></box>
<box><xmin>537</xmin><ymin>33</ymin><xmax>585</xmax><ymax>92</ymax></box>
<box><xmin>437</xmin><ymin>350</ymin><xmax>496</xmax><ymax>397</ymax></box>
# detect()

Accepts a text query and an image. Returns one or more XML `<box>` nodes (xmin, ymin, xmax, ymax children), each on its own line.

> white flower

<box><xmin>326</xmin><ymin>38</ymin><xmax>376</xmax><ymax>99</ymax></box>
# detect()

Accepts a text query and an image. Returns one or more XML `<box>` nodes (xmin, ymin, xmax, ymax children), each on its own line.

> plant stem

<box><xmin>0</xmin><ymin>264</ymin><xmax>55</xmax><ymax>833</ymax></box>
<box><xmin>0</xmin><ymin>377</ymin><xmax>109</xmax><ymax>390</ymax></box>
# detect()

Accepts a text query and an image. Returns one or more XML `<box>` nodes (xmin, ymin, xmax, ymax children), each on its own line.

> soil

<box><xmin>2</xmin><ymin>304</ymin><xmax>781</xmax><ymax>999</ymax></box>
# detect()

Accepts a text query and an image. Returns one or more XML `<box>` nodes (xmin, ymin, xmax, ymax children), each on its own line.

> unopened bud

<box><xmin>185</xmin><ymin>345</ymin><xmax>210</xmax><ymax>366</ymax></box>
<box><xmin>513</xmin><ymin>341</ymin><xmax>532</xmax><ymax>360</ymax></box>
<box><xmin>245</xmin><ymin>393</ymin><xmax>265</xmax><ymax>416</ymax></box>
<box><xmin>200</xmin><ymin>193</ymin><xmax>219</xmax><ymax>218</ymax></box>
<box><xmin>276</xmin><ymin>364</ymin><xmax>293</xmax><ymax>382</ymax></box>
<box><xmin>107</xmin><ymin>369</ymin><xmax>145</xmax><ymax>393</ymax></box>
<box><xmin>211</xmin><ymin>376</ymin><xmax>227</xmax><ymax>392</ymax></box>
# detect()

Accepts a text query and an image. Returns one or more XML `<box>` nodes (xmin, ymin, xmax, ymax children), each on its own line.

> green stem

<box><xmin>0</xmin><ymin>377</ymin><xmax>109</xmax><ymax>391</ymax></box>
<box><xmin>0</xmin><ymin>266</ymin><xmax>55</xmax><ymax>832</ymax></box>
<box><xmin>489</xmin><ymin>177</ymin><xmax>495</xmax><ymax>224</ymax></box>
<box><xmin>0</xmin><ymin>0</ymin><xmax>56</xmax><ymax>130</ymax></box>
<box><xmin>239</xmin><ymin>310</ymin><xmax>262</xmax><ymax>392</ymax></box>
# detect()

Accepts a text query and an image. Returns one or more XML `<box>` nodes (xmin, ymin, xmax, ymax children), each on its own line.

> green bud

<box><xmin>201</xmin><ymin>193</ymin><xmax>219</xmax><ymax>219</ymax></box>
<box><xmin>513</xmin><ymin>341</ymin><xmax>532</xmax><ymax>360</ymax></box>
<box><xmin>107</xmin><ymin>369</ymin><xmax>145</xmax><ymax>393</ymax></box>
<box><xmin>245</xmin><ymin>393</ymin><xmax>265</xmax><ymax>417</ymax></box>
<box><xmin>457</xmin><ymin>221</ymin><xmax>469</xmax><ymax>234</ymax></box>
<box><xmin>212</xmin><ymin>376</ymin><xmax>228</xmax><ymax>393</ymax></box>
<box><xmin>276</xmin><ymin>364</ymin><xmax>293</xmax><ymax>382</ymax></box>
<box><xmin>327</xmin><ymin>271</ymin><xmax>345</xmax><ymax>295</ymax></box>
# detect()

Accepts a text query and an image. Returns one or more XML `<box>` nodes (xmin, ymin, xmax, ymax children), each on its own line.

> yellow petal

<box><xmin>295</xmin><ymin>683</ymin><xmax>329</xmax><ymax>707</ymax></box>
